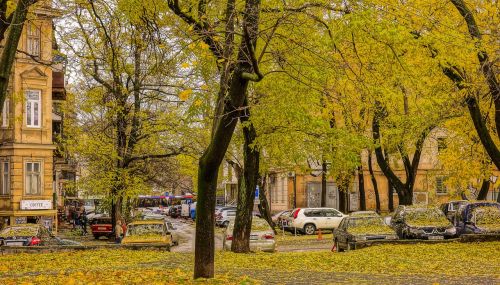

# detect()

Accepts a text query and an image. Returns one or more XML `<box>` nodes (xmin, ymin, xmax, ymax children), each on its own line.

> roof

<box><xmin>128</xmin><ymin>220</ymin><xmax>165</xmax><ymax>226</ymax></box>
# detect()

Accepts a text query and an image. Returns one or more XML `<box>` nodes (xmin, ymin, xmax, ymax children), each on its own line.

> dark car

<box><xmin>90</xmin><ymin>217</ymin><xmax>113</xmax><ymax>239</ymax></box>
<box><xmin>453</xmin><ymin>201</ymin><xmax>500</xmax><ymax>235</ymax></box>
<box><xmin>333</xmin><ymin>216</ymin><xmax>398</xmax><ymax>251</ymax></box>
<box><xmin>0</xmin><ymin>224</ymin><xmax>82</xmax><ymax>246</ymax></box>
<box><xmin>440</xmin><ymin>200</ymin><xmax>469</xmax><ymax>223</ymax></box>
<box><xmin>169</xmin><ymin>205</ymin><xmax>182</xmax><ymax>218</ymax></box>
<box><xmin>390</xmin><ymin>205</ymin><xmax>456</xmax><ymax>240</ymax></box>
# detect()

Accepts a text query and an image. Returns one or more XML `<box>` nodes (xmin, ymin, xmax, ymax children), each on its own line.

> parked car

<box><xmin>453</xmin><ymin>201</ymin><xmax>500</xmax><ymax>235</ymax></box>
<box><xmin>390</xmin><ymin>205</ymin><xmax>456</xmax><ymax>240</ymax></box>
<box><xmin>272</xmin><ymin>210</ymin><xmax>291</xmax><ymax>224</ymax></box>
<box><xmin>223</xmin><ymin>217</ymin><xmax>275</xmax><ymax>252</ymax></box>
<box><xmin>349</xmin><ymin>211</ymin><xmax>380</xmax><ymax>217</ymax></box>
<box><xmin>122</xmin><ymin>220</ymin><xmax>172</xmax><ymax>246</ymax></box>
<box><xmin>440</xmin><ymin>200</ymin><xmax>469</xmax><ymax>223</ymax></box>
<box><xmin>333</xmin><ymin>216</ymin><xmax>398</xmax><ymax>251</ymax></box>
<box><xmin>289</xmin><ymin>208</ymin><xmax>346</xmax><ymax>235</ymax></box>
<box><xmin>169</xmin><ymin>205</ymin><xmax>182</xmax><ymax>218</ymax></box>
<box><xmin>216</xmin><ymin>208</ymin><xmax>237</xmax><ymax>227</ymax></box>
<box><xmin>166</xmin><ymin>221</ymin><xmax>179</xmax><ymax>246</ymax></box>
<box><xmin>0</xmin><ymin>224</ymin><xmax>82</xmax><ymax>246</ymax></box>
<box><xmin>275</xmin><ymin>210</ymin><xmax>292</xmax><ymax>230</ymax></box>
<box><xmin>90</xmin><ymin>217</ymin><xmax>114</xmax><ymax>239</ymax></box>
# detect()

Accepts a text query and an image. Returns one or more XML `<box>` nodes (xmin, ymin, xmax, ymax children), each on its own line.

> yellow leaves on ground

<box><xmin>179</xmin><ymin>89</ymin><xmax>193</xmax><ymax>101</ymax></box>
<box><xmin>0</xmin><ymin>242</ymin><xmax>499</xmax><ymax>284</ymax></box>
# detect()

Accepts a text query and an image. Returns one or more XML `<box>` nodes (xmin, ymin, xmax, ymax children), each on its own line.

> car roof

<box><xmin>129</xmin><ymin>220</ymin><xmax>164</xmax><ymax>226</ymax></box>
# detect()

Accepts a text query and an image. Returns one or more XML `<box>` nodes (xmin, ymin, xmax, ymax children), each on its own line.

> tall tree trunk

<box><xmin>357</xmin><ymin>165</ymin><xmax>366</xmax><ymax>211</ymax></box>
<box><xmin>388</xmin><ymin>181</ymin><xmax>394</xmax><ymax>212</ymax></box>
<box><xmin>0</xmin><ymin>0</ymin><xmax>37</xmax><ymax>111</ymax></box>
<box><xmin>477</xmin><ymin>179</ymin><xmax>490</xmax><ymax>200</ymax></box>
<box><xmin>450</xmin><ymin>0</ymin><xmax>500</xmax><ymax>140</ymax></box>
<box><xmin>168</xmin><ymin>0</ymin><xmax>263</xmax><ymax>278</ymax></box>
<box><xmin>232</xmin><ymin>113</ymin><xmax>260</xmax><ymax>253</ymax></box>
<box><xmin>321</xmin><ymin>161</ymin><xmax>327</xmax><ymax>207</ymax></box>
<box><xmin>367</xmin><ymin>151</ymin><xmax>381</xmax><ymax>213</ymax></box>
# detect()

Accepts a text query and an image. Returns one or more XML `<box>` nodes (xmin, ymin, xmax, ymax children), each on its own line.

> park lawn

<box><xmin>0</xmin><ymin>242</ymin><xmax>498</xmax><ymax>284</ymax></box>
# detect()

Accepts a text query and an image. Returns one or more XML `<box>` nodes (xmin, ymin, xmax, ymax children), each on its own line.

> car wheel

<box><xmin>93</xmin><ymin>235</ymin><xmax>100</xmax><ymax>240</ymax></box>
<box><xmin>303</xmin><ymin>224</ymin><xmax>316</xmax><ymax>235</ymax></box>
<box><xmin>346</xmin><ymin>241</ymin><xmax>354</xmax><ymax>251</ymax></box>
<box><xmin>335</xmin><ymin>239</ymin><xmax>344</xmax><ymax>252</ymax></box>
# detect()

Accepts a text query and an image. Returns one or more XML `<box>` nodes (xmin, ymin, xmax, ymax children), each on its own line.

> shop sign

<box><xmin>20</xmin><ymin>200</ymin><xmax>52</xmax><ymax>210</ymax></box>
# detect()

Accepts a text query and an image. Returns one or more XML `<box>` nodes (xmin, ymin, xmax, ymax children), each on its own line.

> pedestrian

<box><xmin>115</xmin><ymin>220</ymin><xmax>123</xmax><ymax>244</ymax></box>
<box><xmin>121</xmin><ymin>219</ymin><xmax>127</xmax><ymax>236</ymax></box>
<box><xmin>72</xmin><ymin>209</ymin><xmax>78</xmax><ymax>229</ymax></box>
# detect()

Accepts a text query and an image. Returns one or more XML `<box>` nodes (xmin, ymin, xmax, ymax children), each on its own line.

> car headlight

<box><xmin>355</xmin><ymin>235</ymin><xmax>367</xmax><ymax>241</ymax></box>
<box><xmin>446</xmin><ymin>228</ymin><xmax>456</xmax><ymax>235</ymax></box>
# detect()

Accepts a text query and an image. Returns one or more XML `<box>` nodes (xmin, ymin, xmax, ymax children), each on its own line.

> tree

<box><xmin>61</xmin><ymin>0</ymin><xmax>188</xmax><ymax>228</ymax></box>
<box><xmin>0</xmin><ymin>0</ymin><xmax>38</xmax><ymax>113</ymax></box>
<box><xmin>167</xmin><ymin>0</ymin><xmax>265</xmax><ymax>278</ymax></box>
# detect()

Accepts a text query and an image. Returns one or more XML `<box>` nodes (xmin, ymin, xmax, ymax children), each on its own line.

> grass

<box><xmin>0</xmin><ymin>242</ymin><xmax>498</xmax><ymax>284</ymax></box>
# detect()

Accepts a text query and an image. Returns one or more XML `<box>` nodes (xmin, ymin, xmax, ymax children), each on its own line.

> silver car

<box><xmin>223</xmin><ymin>218</ymin><xmax>276</xmax><ymax>252</ymax></box>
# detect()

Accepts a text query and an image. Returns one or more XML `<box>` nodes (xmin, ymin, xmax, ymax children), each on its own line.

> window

<box><xmin>25</xmin><ymin>161</ymin><xmax>42</xmax><ymax>195</ymax></box>
<box><xmin>27</xmin><ymin>23</ymin><xmax>41</xmax><ymax>57</ymax></box>
<box><xmin>437</xmin><ymin>138</ymin><xmax>447</xmax><ymax>152</ymax></box>
<box><xmin>25</xmin><ymin>90</ymin><xmax>41</xmax><ymax>127</ymax></box>
<box><xmin>1</xmin><ymin>98</ymin><xmax>8</xmax><ymax>127</ymax></box>
<box><xmin>0</xmin><ymin>161</ymin><xmax>9</xmax><ymax>195</ymax></box>
<box><xmin>436</xmin><ymin>177</ymin><xmax>447</xmax><ymax>194</ymax></box>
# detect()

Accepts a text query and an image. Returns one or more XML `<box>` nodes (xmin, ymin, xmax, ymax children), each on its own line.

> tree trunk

<box><xmin>232</xmin><ymin>114</ymin><xmax>260</xmax><ymax>253</ymax></box>
<box><xmin>0</xmin><ymin>0</ymin><xmax>37</xmax><ymax>111</ymax></box>
<box><xmin>167</xmin><ymin>0</ymin><xmax>263</xmax><ymax>278</ymax></box>
<box><xmin>388</xmin><ymin>181</ymin><xmax>394</xmax><ymax>212</ymax></box>
<box><xmin>367</xmin><ymin>151</ymin><xmax>381</xmax><ymax>213</ymax></box>
<box><xmin>321</xmin><ymin>161</ymin><xmax>327</xmax><ymax>207</ymax></box>
<box><xmin>194</xmin><ymin>56</ymin><xmax>255</xmax><ymax>279</ymax></box>
<box><xmin>357</xmin><ymin>165</ymin><xmax>366</xmax><ymax>211</ymax></box>
<box><xmin>477</xmin><ymin>179</ymin><xmax>490</xmax><ymax>200</ymax></box>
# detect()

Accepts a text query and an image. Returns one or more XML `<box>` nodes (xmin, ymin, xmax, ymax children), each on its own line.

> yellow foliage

<box><xmin>179</xmin><ymin>89</ymin><xmax>193</xmax><ymax>101</ymax></box>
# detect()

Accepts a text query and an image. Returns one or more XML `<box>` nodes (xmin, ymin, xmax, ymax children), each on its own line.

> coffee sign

<box><xmin>20</xmin><ymin>200</ymin><xmax>52</xmax><ymax>210</ymax></box>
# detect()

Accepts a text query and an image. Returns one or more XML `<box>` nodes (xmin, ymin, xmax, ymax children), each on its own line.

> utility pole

<box><xmin>293</xmin><ymin>174</ymin><xmax>297</xmax><ymax>209</ymax></box>
<box><xmin>321</xmin><ymin>161</ymin><xmax>327</xmax><ymax>207</ymax></box>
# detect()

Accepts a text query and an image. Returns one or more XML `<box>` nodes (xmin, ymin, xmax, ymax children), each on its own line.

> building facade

<box><xmin>266</xmin><ymin>129</ymin><xmax>500</xmax><ymax>213</ymax></box>
<box><xmin>0</xmin><ymin>3</ymin><xmax>64</xmax><ymax>230</ymax></box>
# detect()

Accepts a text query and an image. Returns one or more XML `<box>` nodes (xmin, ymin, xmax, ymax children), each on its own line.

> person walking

<box><xmin>115</xmin><ymin>220</ymin><xmax>123</xmax><ymax>244</ymax></box>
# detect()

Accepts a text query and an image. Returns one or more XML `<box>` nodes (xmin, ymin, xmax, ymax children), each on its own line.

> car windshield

<box><xmin>126</xmin><ymin>224</ymin><xmax>165</xmax><ymax>236</ymax></box>
<box><xmin>471</xmin><ymin>205</ymin><xmax>500</xmax><ymax>230</ymax></box>
<box><xmin>92</xmin><ymin>219</ymin><xmax>111</xmax><ymax>225</ymax></box>
<box><xmin>347</xmin><ymin>217</ymin><xmax>393</xmax><ymax>235</ymax></box>
<box><xmin>405</xmin><ymin>208</ymin><xmax>450</xmax><ymax>227</ymax></box>
<box><xmin>228</xmin><ymin>218</ymin><xmax>271</xmax><ymax>232</ymax></box>
<box><xmin>0</xmin><ymin>225</ymin><xmax>39</xmax><ymax>237</ymax></box>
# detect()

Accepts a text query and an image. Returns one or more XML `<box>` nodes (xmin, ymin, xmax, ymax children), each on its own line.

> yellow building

<box><xmin>0</xmin><ymin>3</ymin><xmax>62</xmax><ymax>230</ymax></box>
<box><xmin>266</xmin><ymin>128</ymin><xmax>499</xmax><ymax>213</ymax></box>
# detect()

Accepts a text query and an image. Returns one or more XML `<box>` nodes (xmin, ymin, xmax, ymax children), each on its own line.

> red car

<box><xmin>91</xmin><ymin>217</ymin><xmax>113</xmax><ymax>239</ymax></box>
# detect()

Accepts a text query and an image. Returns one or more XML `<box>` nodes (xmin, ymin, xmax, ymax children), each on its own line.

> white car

<box><xmin>289</xmin><ymin>208</ymin><xmax>346</xmax><ymax>235</ymax></box>
<box><xmin>223</xmin><ymin>218</ymin><xmax>276</xmax><ymax>252</ymax></box>
<box><xmin>216</xmin><ymin>208</ymin><xmax>237</xmax><ymax>227</ymax></box>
